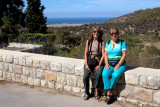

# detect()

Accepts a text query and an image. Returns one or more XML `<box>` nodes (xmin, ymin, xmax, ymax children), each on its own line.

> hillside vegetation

<box><xmin>2</xmin><ymin>7</ymin><xmax>160</xmax><ymax>69</ymax></box>
<box><xmin>107</xmin><ymin>7</ymin><xmax>160</xmax><ymax>23</ymax></box>
<box><xmin>46</xmin><ymin>7</ymin><xmax>160</xmax><ymax>69</ymax></box>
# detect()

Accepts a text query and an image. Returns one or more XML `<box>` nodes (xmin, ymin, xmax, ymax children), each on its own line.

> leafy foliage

<box><xmin>0</xmin><ymin>0</ymin><xmax>25</xmax><ymax>42</ymax></box>
<box><xmin>25</xmin><ymin>0</ymin><xmax>47</xmax><ymax>33</ymax></box>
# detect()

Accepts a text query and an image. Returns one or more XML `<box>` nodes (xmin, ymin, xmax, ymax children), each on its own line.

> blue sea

<box><xmin>46</xmin><ymin>17</ymin><xmax>113</xmax><ymax>24</ymax></box>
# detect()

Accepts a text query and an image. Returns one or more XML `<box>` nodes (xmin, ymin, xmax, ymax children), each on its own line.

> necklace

<box><xmin>111</xmin><ymin>40</ymin><xmax>117</xmax><ymax>49</ymax></box>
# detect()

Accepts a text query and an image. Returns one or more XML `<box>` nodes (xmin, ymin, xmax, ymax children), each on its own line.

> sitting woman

<box><xmin>83</xmin><ymin>26</ymin><xmax>105</xmax><ymax>100</ymax></box>
<box><xmin>102</xmin><ymin>26</ymin><xmax>127</xmax><ymax>104</ymax></box>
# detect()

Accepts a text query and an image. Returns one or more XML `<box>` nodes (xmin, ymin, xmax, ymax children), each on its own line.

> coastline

<box><xmin>46</xmin><ymin>23</ymin><xmax>86</xmax><ymax>27</ymax></box>
<box><xmin>46</xmin><ymin>22</ymin><xmax>104</xmax><ymax>27</ymax></box>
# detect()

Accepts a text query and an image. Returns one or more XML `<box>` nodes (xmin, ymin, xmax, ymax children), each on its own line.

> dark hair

<box><xmin>89</xmin><ymin>26</ymin><xmax>103</xmax><ymax>42</ymax></box>
<box><xmin>110</xmin><ymin>26</ymin><xmax>119</xmax><ymax>35</ymax></box>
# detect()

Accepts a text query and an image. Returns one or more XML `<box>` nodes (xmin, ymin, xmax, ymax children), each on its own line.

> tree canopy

<box><xmin>25</xmin><ymin>0</ymin><xmax>47</xmax><ymax>33</ymax></box>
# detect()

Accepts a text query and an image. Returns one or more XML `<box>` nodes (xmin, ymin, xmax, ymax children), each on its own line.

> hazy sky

<box><xmin>23</xmin><ymin>0</ymin><xmax>160</xmax><ymax>18</ymax></box>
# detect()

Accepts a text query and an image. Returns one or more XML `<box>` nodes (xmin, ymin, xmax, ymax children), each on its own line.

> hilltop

<box><xmin>107</xmin><ymin>7</ymin><xmax>160</xmax><ymax>23</ymax></box>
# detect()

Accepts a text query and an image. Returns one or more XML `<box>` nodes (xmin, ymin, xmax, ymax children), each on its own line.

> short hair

<box><xmin>110</xmin><ymin>26</ymin><xmax>119</xmax><ymax>35</ymax></box>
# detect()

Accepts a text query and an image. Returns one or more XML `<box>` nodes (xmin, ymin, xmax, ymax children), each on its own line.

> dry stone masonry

<box><xmin>0</xmin><ymin>49</ymin><xmax>160</xmax><ymax>106</ymax></box>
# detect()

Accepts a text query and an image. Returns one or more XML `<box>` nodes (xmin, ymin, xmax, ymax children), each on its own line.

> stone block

<box><xmin>3</xmin><ymin>72</ymin><xmax>7</xmax><ymax>79</ymax></box>
<box><xmin>72</xmin><ymin>87</ymin><xmax>81</xmax><ymax>93</ymax></box>
<box><xmin>75</xmin><ymin>66</ymin><xmax>83</xmax><ymax>76</ymax></box>
<box><xmin>45</xmin><ymin>71</ymin><xmax>56</xmax><ymax>82</ymax></box>
<box><xmin>117</xmin><ymin>74</ymin><xmax>125</xmax><ymax>84</ymax></box>
<box><xmin>33</xmin><ymin>60</ymin><xmax>40</xmax><ymax>68</ymax></box>
<box><xmin>125</xmin><ymin>73</ymin><xmax>138</xmax><ymax>85</ymax></box>
<box><xmin>0</xmin><ymin>62</ymin><xmax>4</xmax><ymax>71</ymax></box>
<box><xmin>19</xmin><ymin>56</ymin><xmax>26</xmax><ymax>66</ymax></box>
<box><xmin>117</xmin><ymin>97</ymin><xmax>125</xmax><ymax>102</ymax></box>
<box><xmin>7</xmin><ymin>73</ymin><xmax>11</xmax><ymax>80</ymax></box>
<box><xmin>13</xmin><ymin>56</ymin><xmax>19</xmax><ymax>65</ymax></box>
<box><xmin>57</xmin><ymin>73</ymin><xmax>67</xmax><ymax>85</ymax></box>
<box><xmin>64</xmin><ymin>85</ymin><xmax>72</xmax><ymax>92</ymax></box>
<box><xmin>21</xmin><ymin>75</ymin><xmax>28</xmax><ymax>84</ymax></box>
<box><xmin>67</xmin><ymin>75</ymin><xmax>77</xmax><ymax>87</ymax></box>
<box><xmin>0</xmin><ymin>54</ymin><xmax>3</xmax><ymax>62</ymax></box>
<box><xmin>41</xmin><ymin>80</ymin><xmax>47</xmax><ymax>87</ymax></box>
<box><xmin>77</xmin><ymin>76</ymin><xmax>84</xmax><ymax>88</ymax></box>
<box><xmin>40</xmin><ymin>60</ymin><xmax>50</xmax><ymax>70</ymax></box>
<box><xmin>9</xmin><ymin>64</ymin><xmax>13</xmax><ymax>73</ymax></box>
<box><xmin>26</xmin><ymin>58</ymin><xmax>32</xmax><ymax>67</ymax></box>
<box><xmin>50</xmin><ymin>61</ymin><xmax>62</xmax><ymax>72</ymax></box>
<box><xmin>37</xmin><ymin>69</ymin><xmax>45</xmax><ymax>79</ymax></box>
<box><xmin>147</xmin><ymin>76</ymin><xmax>160</xmax><ymax>89</ymax></box>
<box><xmin>134</xmin><ymin>87</ymin><xmax>153</xmax><ymax>102</ymax></box>
<box><xmin>30</xmin><ymin>68</ymin><xmax>37</xmax><ymax>78</ymax></box>
<box><xmin>28</xmin><ymin>77</ymin><xmax>34</xmax><ymax>85</ymax></box>
<box><xmin>148</xmin><ymin>103</ymin><xmax>160</xmax><ymax>107</ymax></box>
<box><xmin>62</xmin><ymin>63</ymin><xmax>75</xmax><ymax>74</ymax></box>
<box><xmin>153</xmin><ymin>91</ymin><xmax>160</xmax><ymax>104</ymax></box>
<box><xmin>125</xmin><ymin>98</ymin><xmax>139</xmax><ymax>104</ymax></box>
<box><xmin>81</xmin><ymin>89</ymin><xmax>85</xmax><ymax>93</ymax></box>
<box><xmin>55</xmin><ymin>83</ymin><xmax>63</xmax><ymax>90</ymax></box>
<box><xmin>48</xmin><ymin>81</ymin><xmax>55</xmax><ymax>88</ymax></box>
<box><xmin>4</xmin><ymin>63</ymin><xmax>9</xmax><ymax>72</ymax></box>
<box><xmin>0</xmin><ymin>71</ymin><xmax>2</xmax><ymax>78</ymax></box>
<box><xmin>34</xmin><ymin>79</ymin><xmax>41</xmax><ymax>86</ymax></box>
<box><xmin>117</xmin><ymin>85</ymin><xmax>134</xmax><ymax>98</ymax></box>
<box><xmin>3</xmin><ymin>55</ymin><xmax>13</xmax><ymax>63</ymax></box>
<box><xmin>15</xmin><ymin>74</ymin><xmax>21</xmax><ymax>82</ymax></box>
<box><xmin>11</xmin><ymin>73</ymin><xmax>16</xmax><ymax>81</ymax></box>
<box><xmin>13</xmin><ymin>65</ymin><xmax>22</xmax><ymax>74</ymax></box>
<box><xmin>139</xmin><ymin>76</ymin><xmax>147</xmax><ymax>88</ymax></box>
<box><xmin>22</xmin><ymin>67</ymin><xmax>30</xmax><ymax>76</ymax></box>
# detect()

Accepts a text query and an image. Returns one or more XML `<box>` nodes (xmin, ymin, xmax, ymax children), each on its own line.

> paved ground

<box><xmin>0</xmin><ymin>82</ymin><xmax>136</xmax><ymax>107</ymax></box>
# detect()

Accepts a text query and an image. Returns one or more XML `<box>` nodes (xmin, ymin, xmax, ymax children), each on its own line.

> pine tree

<box><xmin>0</xmin><ymin>0</ymin><xmax>25</xmax><ymax>27</ymax></box>
<box><xmin>25</xmin><ymin>0</ymin><xmax>47</xmax><ymax>33</ymax></box>
<box><xmin>0</xmin><ymin>0</ymin><xmax>25</xmax><ymax>42</ymax></box>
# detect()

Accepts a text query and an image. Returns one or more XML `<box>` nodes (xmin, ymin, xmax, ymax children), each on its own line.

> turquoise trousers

<box><xmin>102</xmin><ymin>63</ymin><xmax>126</xmax><ymax>90</ymax></box>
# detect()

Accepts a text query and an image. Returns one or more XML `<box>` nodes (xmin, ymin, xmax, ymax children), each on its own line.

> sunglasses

<box><xmin>93</xmin><ymin>31</ymin><xmax>99</xmax><ymax>33</ymax></box>
<box><xmin>111</xmin><ymin>32</ymin><xmax>118</xmax><ymax>35</ymax></box>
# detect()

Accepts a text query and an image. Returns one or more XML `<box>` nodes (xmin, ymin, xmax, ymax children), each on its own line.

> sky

<box><xmin>23</xmin><ymin>0</ymin><xmax>160</xmax><ymax>18</ymax></box>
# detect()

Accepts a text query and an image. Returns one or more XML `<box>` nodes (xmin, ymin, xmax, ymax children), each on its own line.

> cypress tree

<box><xmin>25</xmin><ymin>0</ymin><xmax>47</xmax><ymax>33</ymax></box>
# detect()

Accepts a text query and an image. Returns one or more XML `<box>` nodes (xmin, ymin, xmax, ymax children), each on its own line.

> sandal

<box><xmin>105</xmin><ymin>95</ymin><xmax>113</xmax><ymax>104</ymax></box>
<box><xmin>84</xmin><ymin>94</ymin><xmax>89</xmax><ymax>100</ymax></box>
<box><xmin>94</xmin><ymin>89</ymin><xmax>100</xmax><ymax>100</ymax></box>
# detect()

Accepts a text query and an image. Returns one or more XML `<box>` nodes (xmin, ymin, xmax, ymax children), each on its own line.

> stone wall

<box><xmin>4</xmin><ymin>42</ymin><xmax>44</xmax><ymax>54</ymax></box>
<box><xmin>0</xmin><ymin>49</ymin><xmax>160</xmax><ymax>106</ymax></box>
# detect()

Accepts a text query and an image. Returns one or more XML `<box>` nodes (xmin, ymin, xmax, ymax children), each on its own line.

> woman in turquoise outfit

<box><xmin>102</xmin><ymin>27</ymin><xmax>127</xmax><ymax>104</ymax></box>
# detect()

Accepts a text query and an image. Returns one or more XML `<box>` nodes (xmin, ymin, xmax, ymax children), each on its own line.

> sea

<box><xmin>46</xmin><ymin>17</ymin><xmax>113</xmax><ymax>24</ymax></box>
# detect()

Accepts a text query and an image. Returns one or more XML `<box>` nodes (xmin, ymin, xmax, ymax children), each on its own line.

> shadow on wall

<box><xmin>89</xmin><ymin>66</ymin><xmax>138</xmax><ymax>98</ymax></box>
<box><xmin>116</xmin><ymin>66</ymin><xmax>138</xmax><ymax>98</ymax></box>
<box><xmin>0</xmin><ymin>42</ymin><xmax>8</xmax><ymax>48</ymax></box>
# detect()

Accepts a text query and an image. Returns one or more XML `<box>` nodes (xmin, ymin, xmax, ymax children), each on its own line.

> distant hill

<box><xmin>107</xmin><ymin>7</ymin><xmax>160</xmax><ymax>23</ymax></box>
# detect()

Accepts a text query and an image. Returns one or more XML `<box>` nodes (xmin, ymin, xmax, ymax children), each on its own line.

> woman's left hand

<box><xmin>114</xmin><ymin>64</ymin><xmax>120</xmax><ymax>70</ymax></box>
<box><xmin>95</xmin><ymin>65</ymin><xmax>100</xmax><ymax>71</ymax></box>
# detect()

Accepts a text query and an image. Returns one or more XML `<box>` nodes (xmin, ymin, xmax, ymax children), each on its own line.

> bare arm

<box><xmin>84</xmin><ymin>40</ymin><xmax>89</xmax><ymax>64</ymax></box>
<box><xmin>114</xmin><ymin>50</ymin><xmax>127</xmax><ymax>70</ymax></box>
<box><xmin>95</xmin><ymin>41</ymin><xmax>106</xmax><ymax>71</ymax></box>
<box><xmin>84</xmin><ymin>40</ymin><xmax>90</xmax><ymax>71</ymax></box>
<box><xmin>104</xmin><ymin>49</ymin><xmax>110</xmax><ymax>69</ymax></box>
<box><xmin>118</xmin><ymin>50</ymin><xmax>127</xmax><ymax>65</ymax></box>
<box><xmin>98</xmin><ymin>41</ymin><xmax>105</xmax><ymax>66</ymax></box>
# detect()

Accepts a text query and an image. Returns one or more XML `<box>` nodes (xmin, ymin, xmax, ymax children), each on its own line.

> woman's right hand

<box><xmin>105</xmin><ymin>64</ymin><xmax>110</xmax><ymax>70</ymax></box>
<box><xmin>85</xmin><ymin>64</ymin><xmax>90</xmax><ymax>71</ymax></box>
